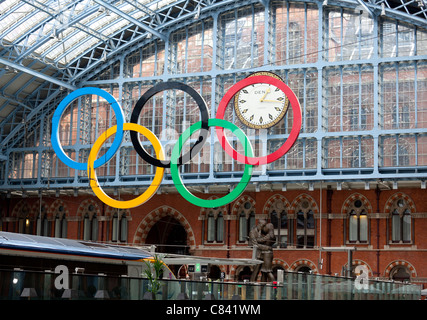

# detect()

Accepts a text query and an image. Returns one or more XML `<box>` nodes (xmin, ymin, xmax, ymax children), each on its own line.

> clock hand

<box><xmin>262</xmin><ymin>99</ymin><xmax>282</xmax><ymax>103</ymax></box>
<box><xmin>259</xmin><ymin>88</ymin><xmax>271</xmax><ymax>102</ymax></box>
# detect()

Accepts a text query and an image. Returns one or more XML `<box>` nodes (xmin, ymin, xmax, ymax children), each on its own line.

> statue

<box><xmin>249</xmin><ymin>220</ymin><xmax>276</xmax><ymax>282</ymax></box>
<box><xmin>249</xmin><ymin>219</ymin><xmax>266</xmax><ymax>282</ymax></box>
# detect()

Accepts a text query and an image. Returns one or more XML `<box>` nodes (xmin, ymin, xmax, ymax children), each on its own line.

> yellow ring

<box><xmin>87</xmin><ymin>123</ymin><xmax>165</xmax><ymax>209</ymax></box>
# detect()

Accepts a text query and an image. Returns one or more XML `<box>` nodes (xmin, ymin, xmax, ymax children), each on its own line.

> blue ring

<box><xmin>51</xmin><ymin>87</ymin><xmax>125</xmax><ymax>170</ymax></box>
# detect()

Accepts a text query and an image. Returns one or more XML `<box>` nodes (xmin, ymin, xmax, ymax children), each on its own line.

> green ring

<box><xmin>170</xmin><ymin>118</ymin><xmax>253</xmax><ymax>208</ymax></box>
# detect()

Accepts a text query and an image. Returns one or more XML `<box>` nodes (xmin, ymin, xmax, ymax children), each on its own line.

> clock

<box><xmin>234</xmin><ymin>71</ymin><xmax>289</xmax><ymax>129</ymax></box>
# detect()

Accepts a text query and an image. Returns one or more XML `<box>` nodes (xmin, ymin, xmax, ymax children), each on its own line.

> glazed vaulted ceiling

<box><xmin>0</xmin><ymin>0</ymin><xmax>426</xmax><ymax>156</ymax></box>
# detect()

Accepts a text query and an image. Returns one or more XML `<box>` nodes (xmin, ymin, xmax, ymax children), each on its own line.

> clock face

<box><xmin>234</xmin><ymin>72</ymin><xmax>289</xmax><ymax>129</ymax></box>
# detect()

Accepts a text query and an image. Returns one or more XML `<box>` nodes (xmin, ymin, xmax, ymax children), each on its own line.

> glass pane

<box><xmin>239</xmin><ymin>216</ymin><xmax>247</xmax><ymax>242</ymax></box>
<box><xmin>297</xmin><ymin>211</ymin><xmax>305</xmax><ymax>229</ymax></box>
<box><xmin>359</xmin><ymin>214</ymin><xmax>368</xmax><ymax>242</ymax></box>
<box><xmin>91</xmin><ymin>217</ymin><xmax>98</xmax><ymax>241</ymax></box>
<box><xmin>307</xmin><ymin>211</ymin><xmax>315</xmax><ymax>229</ymax></box>
<box><xmin>217</xmin><ymin>215</ymin><xmax>224</xmax><ymax>242</ymax></box>
<box><xmin>112</xmin><ymin>216</ymin><xmax>118</xmax><ymax>242</ymax></box>
<box><xmin>280</xmin><ymin>212</ymin><xmax>288</xmax><ymax>229</ymax></box>
<box><xmin>84</xmin><ymin>220</ymin><xmax>90</xmax><ymax>240</ymax></box>
<box><xmin>402</xmin><ymin>214</ymin><xmax>411</xmax><ymax>242</ymax></box>
<box><xmin>271</xmin><ymin>211</ymin><xmax>279</xmax><ymax>228</ymax></box>
<box><xmin>61</xmin><ymin>219</ymin><xmax>67</xmax><ymax>238</ymax></box>
<box><xmin>207</xmin><ymin>215</ymin><xmax>215</xmax><ymax>242</ymax></box>
<box><xmin>349</xmin><ymin>214</ymin><xmax>358</xmax><ymax>242</ymax></box>
<box><xmin>55</xmin><ymin>218</ymin><xmax>61</xmax><ymax>238</ymax></box>
<box><xmin>120</xmin><ymin>217</ymin><xmax>128</xmax><ymax>242</ymax></box>
<box><xmin>392</xmin><ymin>214</ymin><xmax>401</xmax><ymax>241</ymax></box>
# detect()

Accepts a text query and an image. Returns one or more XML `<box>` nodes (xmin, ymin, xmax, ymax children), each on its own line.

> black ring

<box><xmin>130</xmin><ymin>81</ymin><xmax>209</xmax><ymax>168</ymax></box>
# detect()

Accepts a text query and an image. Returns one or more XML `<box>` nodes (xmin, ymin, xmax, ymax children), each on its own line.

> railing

<box><xmin>0</xmin><ymin>269</ymin><xmax>421</xmax><ymax>300</ymax></box>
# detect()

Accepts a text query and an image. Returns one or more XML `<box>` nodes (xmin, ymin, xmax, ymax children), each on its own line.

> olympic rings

<box><xmin>51</xmin><ymin>76</ymin><xmax>301</xmax><ymax>209</ymax></box>
<box><xmin>170</xmin><ymin>119</ymin><xmax>253</xmax><ymax>208</ymax></box>
<box><xmin>130</xmin><ymin>81</ymin><xmax>209</xmax><ymax>168</ymax></box>
<box><xmin>88</xmin><ymin>123</ymin><xmax>165</xmax><ymax>209</ymax></box>
<box><xmin>215</xmin><ymin>75</ymin><xmax>302</xmax><ymax>166</ymax></box>
<box><xmin>51</xmin><ymin>87</ymin><xmax>125</xmax><ymax>171</ymax></box>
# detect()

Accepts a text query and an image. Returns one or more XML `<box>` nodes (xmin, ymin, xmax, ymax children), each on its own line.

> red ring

<box><xmin>215</xmin><ymin>75</ymin><xmax>302</xmax><ymax>166</ymax></box>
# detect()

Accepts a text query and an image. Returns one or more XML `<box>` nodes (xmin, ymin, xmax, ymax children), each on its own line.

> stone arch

<box><xmin>233</xmin><ymin>265</ymin><xmax>253</xmax><ymax>281</ymax></box>
<box><xmin>231</xmin><ymin>195</ymin><xmax>256</xmax><ymax>216</ymax></box>
<box><xmin>11</xmin><ymin>200</ymin><xmax>32</xmax><ymax>219</ymax></box>
<box><xmin>30</xmin><ymin>199</ymin><xmax>51</xmax><ymax>219</ymax></box>
<box><xmin>289</xmin><ymin>259</ymin><xmax>318</xmax><ymax>274</ymax></box>
<box><xmin>262</xmin><ymin>194</ymin><xmax>291</xmax><ymax>215</ymax></box>
<box><xmin>104</xmin><ymin>206</ymin><xmax>131</xmax><ymax>218</ymax></box>
<box><xmin>341</xmin><ymin>193</ymin><xmax>373</xmax><ymax>214</ymax></box>
<box><xmin>76</xmin><ymin>199</ymin><xmax>101</xmax><ymax>218</ymax></box>
<box><xmin>49</xmin><ymin>199</ymin><xmax>70</xmax><ymax>218</ymax></box>
<box><xmin>200</xmin><ymin>196</ymin><xmax>227</xmax><ymax>218</ymax></box>
<box><xmin>384</xmin><ymin>260</ymin><xmax>417</xmax><ymax>279</ymax></box>
<box><xmin>273</xmin><ymin>258</ymin><xmax>290</xmax><ymax>271</ymax></box>
<box><xmin>384</xmin><ymin>192</ymin><xmax>416</xmax><ymax>214</ymax></box>
<box><xmin>133</xmin><ymin>205</ymin><xmax>196</xmax><ymax>249</ymax></box>
<box><xmin>291</xmin><ymin>194</ymin><xmax>319</xmax><ymax>215</ymax></box>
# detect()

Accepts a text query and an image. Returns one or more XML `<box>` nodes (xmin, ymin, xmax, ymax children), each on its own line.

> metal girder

<box><xmin>0</xmin><ymin>57</ymin><xmax>76</xmax><ymax>90</ymax></box>
<box><xmin>2</xmin><ymin>0</ymin><xmax>427</xmax><ymax>190</ymax></box>
<box><xmin>355</xmin><ymin>0</ymin><xmax>375</xmax><ymax>16</ymax></box>
<box><xmin>12</xmin><ymin>2</ymin><xmax>100</xmax><ymax>64</ymax></box>
<box><xmin>123</xmin><ymin>0</ymin><xmax>162</xmax><ymax>25</ymax></box>
<box><xmin>0</xmin><ymin>87</ymin><xmax>63</xmax><ymax>150</ymax></box>
<box><xmin>0</xmin><ymin>95</ymin><xmax>32</xmax><ymax>111</ymax></box>
<box><xmin>69</xmin><ymin>0</ymin><xmax>230</xmax><ymax>82</ymax></box>
<box><xmin>93</xmin><ymin>0</ymin><xmax>167</xmax><ymax>41</ymax></box>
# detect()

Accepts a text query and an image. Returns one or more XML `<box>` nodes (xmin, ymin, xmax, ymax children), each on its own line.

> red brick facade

<box><xmin>1</xmin><ymin>186</ymin><xmax>426</xmax><ymax>288</ymax></box>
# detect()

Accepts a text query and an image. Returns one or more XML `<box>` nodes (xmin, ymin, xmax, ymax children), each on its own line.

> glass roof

<box><xmin>0</xmin><ymin>0</ymin><xmax>176</xmax><ymax>67</ymax></box>
<box><xmin>1</xmin><ymin>0</ymin><xmax>426</xmax><ymax>70</ymax></box>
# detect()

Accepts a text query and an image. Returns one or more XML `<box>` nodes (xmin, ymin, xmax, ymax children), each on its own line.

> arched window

<box><xmin>390</xmin><ymin>199</ymin><xmax>412</xmax><ymax>243</ymax></box>
<box><xmin>36</xmin><ymin>205</ymin><xmax>50</xmax><ymax>237</ymax></box>
<box><xmin>390</xmin><ymin>266</ymin><xmax>411</xmax><ymax>283</ymax></box>
<box><xmin>16</xmin><ymin>204</ymin><xmax>32</xmax><ymax>235</ymax></box>
<box><xmin>53</xmin><ymin>205</ymin><xmax>67</xmax><ymax>238</ymax></box>
<box><xmin>347</xmin><ymin>199</ymin><xmax>368</xmax><ymax>243</ymax></box>
<box><xmin>293</xmin><ymin>197</ymin><xmax>316</xmax><ymax>249</ymax></box>
<box><xmin>206</xmin><ymin>211</ymin><xmax>224</xmax><ymax>243</ymax></box>
<box><xmin>83</xmin><ymin>204</ymin><xmax>98</xmax><ymax>241</ymax></box>
<box><xmin>270</xmin><ymin>209</ymin><xmax>287</xmax><ymax>248</ymax></box>
<box><xmin>111</xmin><ymin>210</ymin><xmax>128</xmax><ymax>242</ymax></box>
<box><xmin>238</xmin><ymin>201</ymin><xmax>255</xmax><ymax>243</ymax></box>
<box><xmin>296</xmin><ymin>210</ymin><xmax>315</xmax><ymax>248</ymax></box>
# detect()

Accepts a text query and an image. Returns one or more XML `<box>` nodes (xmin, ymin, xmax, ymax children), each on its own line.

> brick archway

<box><xmin>76</xmin><ymin>199</ymin><xmax>101</xmax><ymax>218</ymax></box>
<box><xmin>49</xmin><ymin>199</ymin><xmax>70</xmax><ymax>218</ymax></box>
<box><xmin>231</xmin><ymin>195</ymin><xmax>256</xmax><ymax>216</ymax></box>
<box><xmin>384</xmin><ymin>192</ymin><xmax>416</xmax><ymax>214</ymax></box>
<box><xmin>133</xmin><ymin>206</ymin><xmax>196</xmax><ymax>249</ymax></box>
<box><xmin>384</xmin><ymin>260</ymin><xmax>417</xmax><ymax>278</ymax></box>
<box><xmin>289</xmin><ymin>259</ymin><xmax>318</xmax><ymax>274</ymax></box>
<box><xmin>262</xmin><ymin>194</ymin><xmax>291</xmax><ymax>215</ymax></box>
<box><xmin>341</xmin><ymin>193</ymin><xmax>373</xmax><ymax>214</ymax></box>
<box><xmin>273</xmin><ymin>258</ymin><xmax>289</xmax><ymax>271</ymax></box>
<box><xmin>291</xmin><ymin>194</ymin><xmax>319</xmax><ymax>214</ymax></box>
